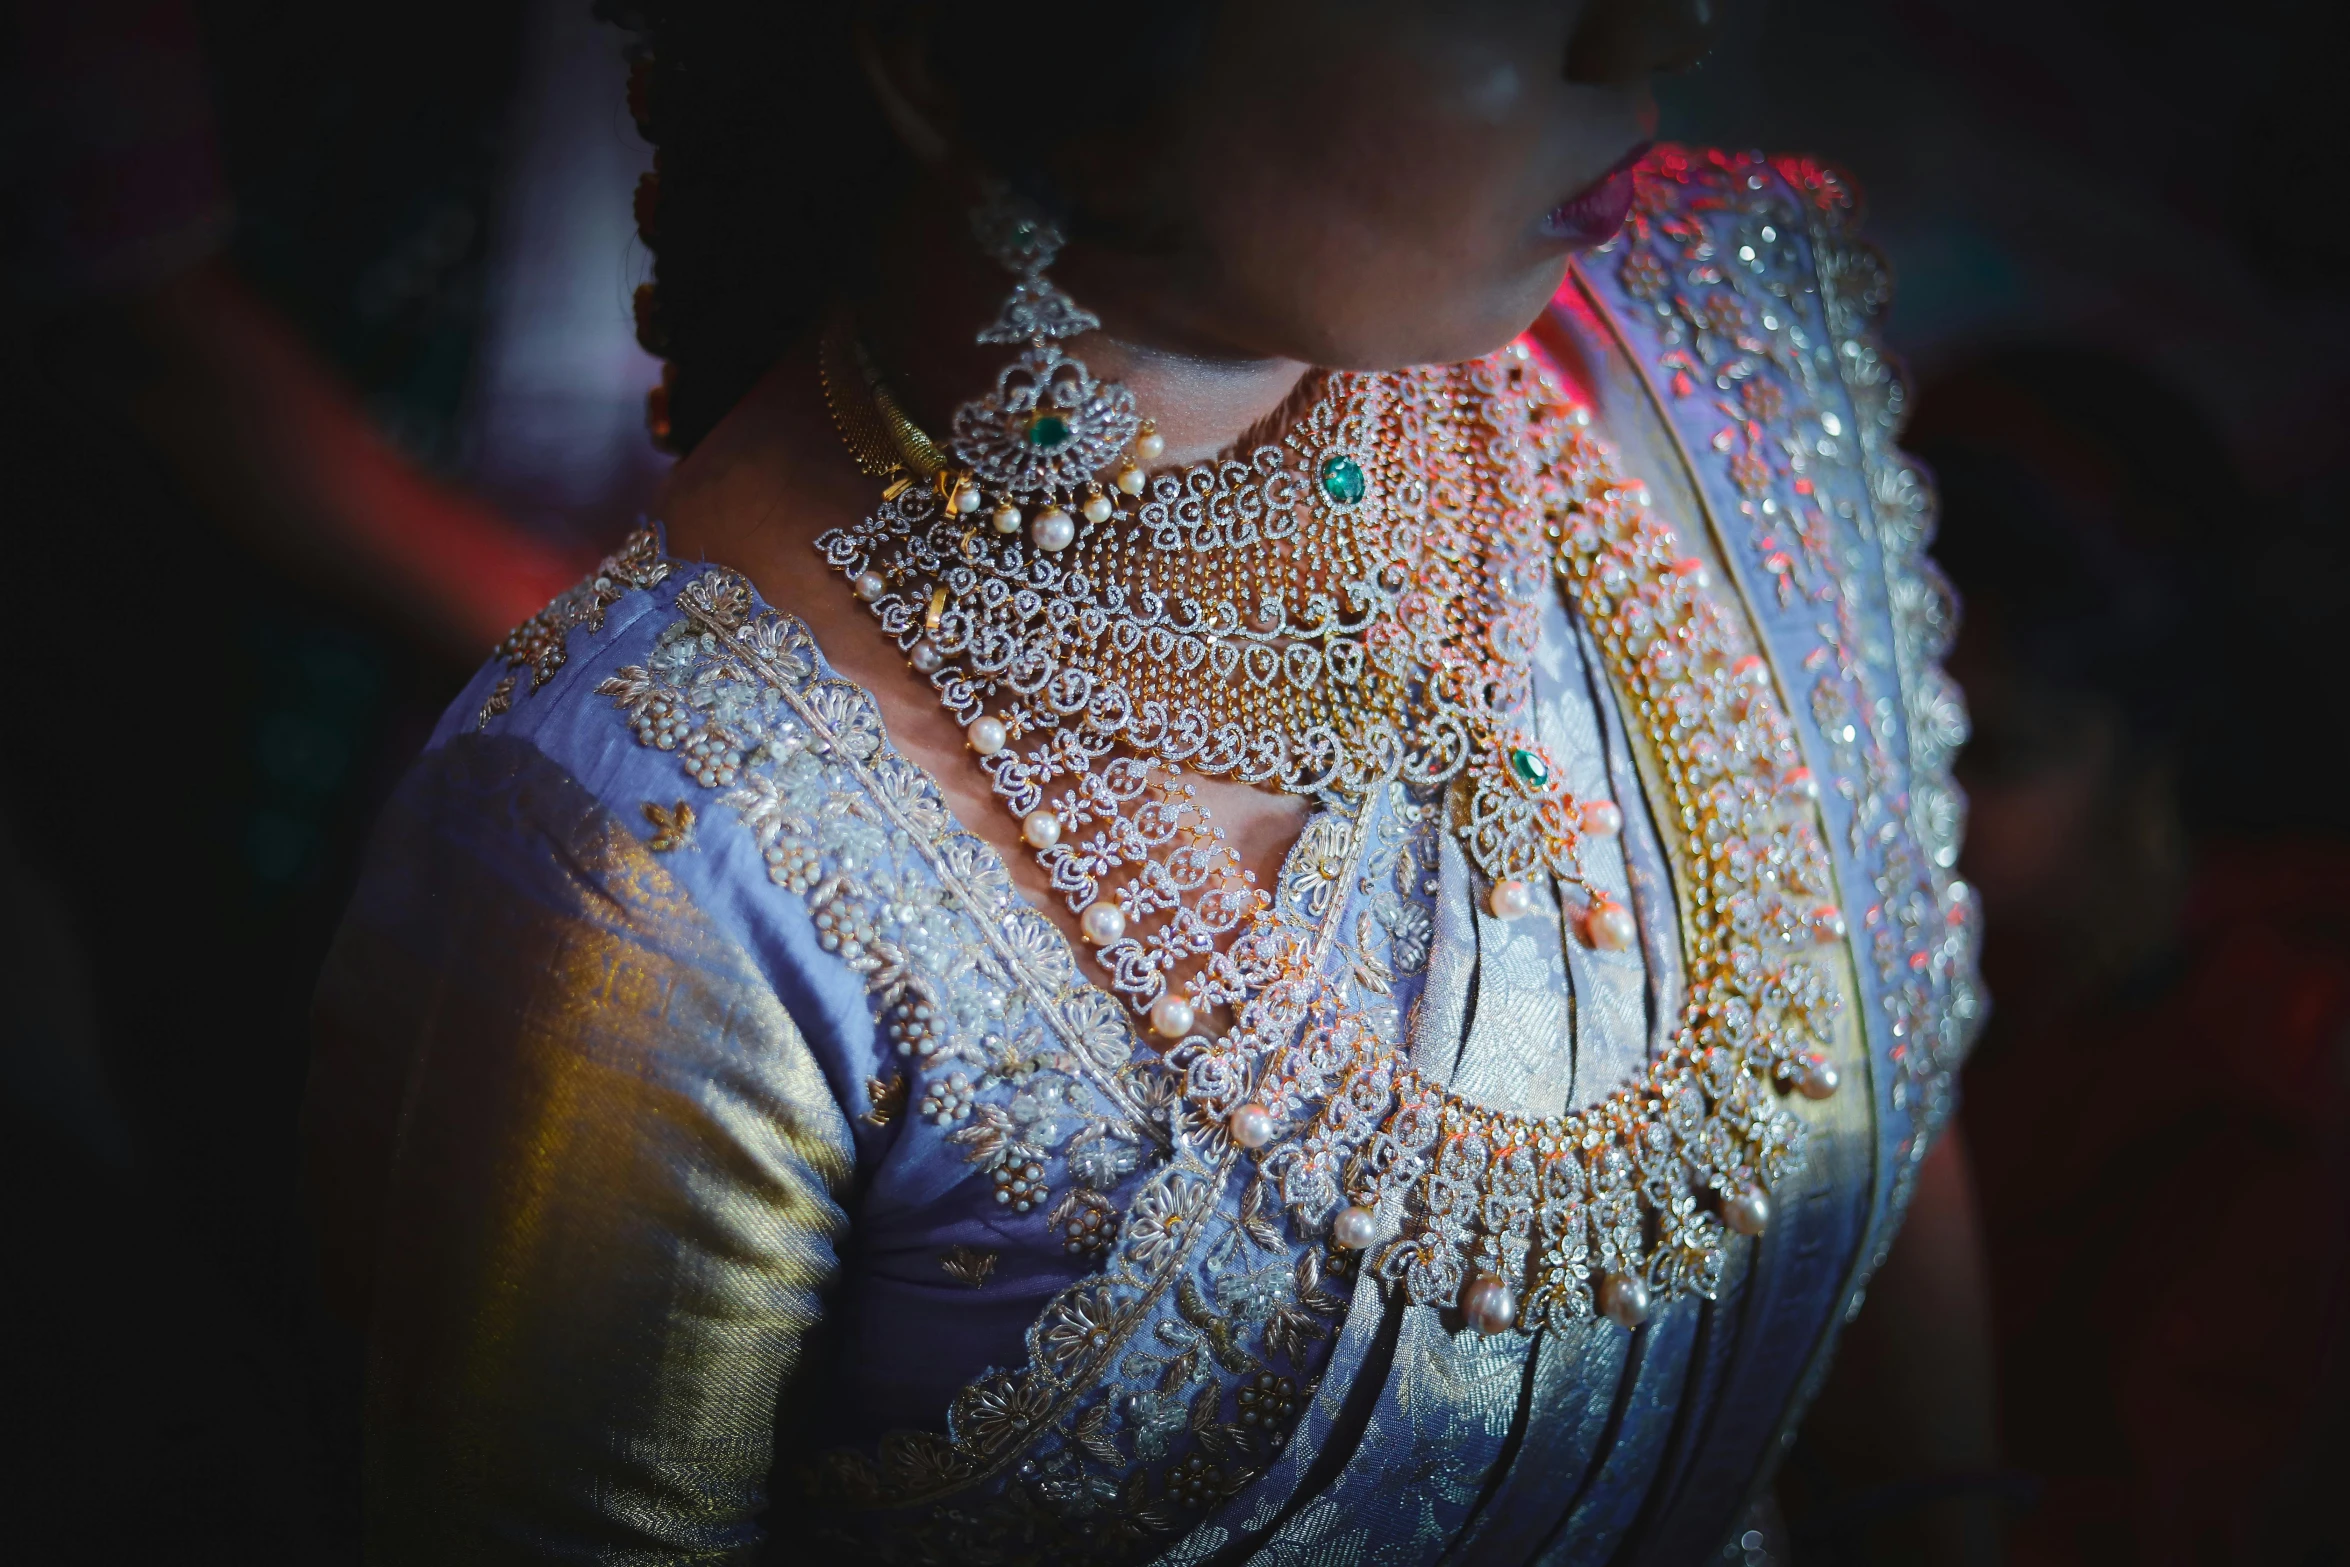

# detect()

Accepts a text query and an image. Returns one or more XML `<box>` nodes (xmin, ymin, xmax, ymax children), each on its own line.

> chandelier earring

<box><xmin>942</xmin><ymin>188</ymin><xmax>1145</xmax><ymax>542</ymax></box>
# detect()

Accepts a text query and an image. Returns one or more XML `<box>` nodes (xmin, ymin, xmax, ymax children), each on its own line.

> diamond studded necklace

<box><xmin>813</xmin><ymin>191</ymin><xmax>1850</xmax><ymax>1336</ymax></box>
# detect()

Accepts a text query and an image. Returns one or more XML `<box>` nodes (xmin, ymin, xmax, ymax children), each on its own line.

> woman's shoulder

<box><xmin>399</xmin><ymin>529</ymin><xmax>876</xmax><ymax>1027</ymax></box>
<box><xmin>391</xmin><ymin>527</ymin><xmax>1093</xmax><ymax>1094</ymax></box>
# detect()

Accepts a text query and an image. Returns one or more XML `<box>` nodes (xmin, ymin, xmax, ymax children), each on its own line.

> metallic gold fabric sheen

<box><xmin>309</xmin><ymin>737</ymin><xmax>854</xmax><ymax>1564</ymax></box>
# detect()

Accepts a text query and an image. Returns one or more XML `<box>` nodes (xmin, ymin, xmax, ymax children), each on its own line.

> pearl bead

<box><xmin>1030</xmin><ymin>507</ymin><xmax>1076</xmax><ymax>551</ymax></box>
<box><xmin>1078</xmin><ymin>901</ymin><xmax>1127</xmax><ymax>945</ymax></box>
<box><xmin>1148</xmin><ymin>993</ymin><xmax>1196</xmax><ymax>1040</ymax></box>
<box><xmin>951</xmin><ymin>482</ymin><xmax>982</xmax><ymax>515</ymax></box>
<box><xmin>1586</xmin><ymin>898</ymin><xmax>1637</xmax><ymax>951</ymax></box>
<box><xmin>1580</xmin><ymin>799</ymin><xmax>1623</xmax><ymax>837</ymax></box>
<box><xmin>1021</xmin><ymin>810</ymin><xmax>1062</xmax><ymax>849</ymax></box>
<box><xmin>908</xmin><ymin>640</ymin><xmax>943</xmax><ymax>674</ymax></box>
<box><xmin>1809</xmin><ymin>904</ymin><xmax>1848</xmax><ymax>944</ymax></box>
<box><xmin>1462</xmin><ymin>1274</ymin><xmax>1519</xmax><ymax>1336</ymax></box>
<box><xmin>991</xmin><ymin>503</ymin><xmax>1023</xmax><ymax>535</ymax></box>
<box><xmin>966</xmin><ymin>716</ymin><xmax>1007</xmax><ymax>756</ymax></box>
<box><xmin>1229</xmin><ymin>1103</ymin><xmax>1276</xmax><ymax>1149</ymax></box>
<box><xmin>853</xmin><ymin>571</ymin><xmax>887</xmax><ymax>601</ymax></box>
<box><xmin>1116</xmin><ymin>466</ymin><xmax>1148</xmax><ymax>496</ymax></box>
<box><xmin>1133</xmin><ymin>429</ymin><xmax>1165</xmax><ymax>461</ymax></box>
<box><xmin>1722</xmin><ymin>1184</ymin><xmax>1771</xmax><ymax>1237</ymax></box>
<box><xmin>1784</xmin><ymin>766</ymin><xmax>1821</xmax><ymax>802</ymax></box>
<box><xmin>1796</xmin><ymin>1054</ymin><xmax>1840</xmax><ymax>1100</ymax></box>
<box><xmin>1082</xmin><ymin>492</ymin><xmax>1115</xmax><ymax>524</ymax></box>
<box><xmin>1488</xmin><ymin>878</ymin><xmax>1534</xmax><ymax>920</ymax></box>
<box><xmin>1331</xmin><ymin>1204</ymin><xmax>1379</xmax><ymax>1250</ymax></box>
<box><xmin>1599</xmin><ymin>1271</ymin><xmax>1651</xmax><ymax>1329</ymax></box>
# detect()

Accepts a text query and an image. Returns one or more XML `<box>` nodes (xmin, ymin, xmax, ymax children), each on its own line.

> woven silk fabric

<box><xmin>309</xmin><ymin>148</ymin><xmax>1973</xmax><ymax>1565</ymax></box>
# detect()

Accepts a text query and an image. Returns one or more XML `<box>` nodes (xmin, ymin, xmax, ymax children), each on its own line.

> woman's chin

<box><xmin>1315</xmin><ymin>255</ymin><xmax>1572</xmax><ymax>372</ymax></box>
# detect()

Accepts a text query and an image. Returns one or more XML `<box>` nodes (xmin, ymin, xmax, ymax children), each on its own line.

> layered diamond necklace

<box><xmin>812</xmin><ymin>194</ymin><xmax>1847</xmax><ymax>1336</ymax></box>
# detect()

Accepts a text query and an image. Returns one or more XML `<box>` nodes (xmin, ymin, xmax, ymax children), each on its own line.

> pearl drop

<box><xmin>1031</xmin><ymin>507</ymin><xmax>1076</xmax><ymax>551</ymax></box>
<box><xmin>1133</xmin><ymin>430</ymin><xmax>1165</xmax><ymax>461</ymax></box>
<box><xmin>853</xmin><ymin>571</ymin><xmax>887</xmax><ymax>601</ymax></box>
<box><xmin>1488</xmin><ymin>878</ymin><xmax>1534</xmax><ymax>920</ymax></box>
<box><xmin>1580</xmin><ymin>799</ymin><xmax>1623</xmax><ymax>837</ymax></box>
<box><xmin>1021</xmin><ymin>810</ymin><xmax>1061</xmax><ymax>849</ymax></box>
<box><xmin>1331</xmin><ymin>1204</ymin><xmax>1379</xmax><ymax>1250</ymax></box>
<box><xmin>1148</xmin><ymin>993</ymin><xmax>1196</xmax><ymax>1040</ymax></box>
<box><xmin>1462</xmin><ymin>1274</ymin><xmax>1519</xmax><ymax>1336</ymax></box>
<box><xmin>991</xmin><ymin>503</ymin><xmax>1023</xmax><ymax>535</ymax></box>
<box><xmin>1599</xmin><ymin>1271</ymin><xmax>1651</xmax><ymax>1329</ymax></box>
<box><xmin>1809</xmin><ymin>905</ymin><xmax>1848</xmax><ymax>944</ymax></box>
<box><xmin>1082</xmin><ymin>492</ymin><xmax>1115</xmax><ymax>524</ymax></box>
<box><xmin>1229</xmin><ymin>1103</ymin><xmax>1276</xmax><ymax>1149</ymax></box>
<box><xmin>908</xmin><ymin>640</ymin><xmax>942</xmax><ymax>674</ymax></box>
<box><xmin>966</xmin><ymin>716</ymin><xmax>1007</xmax><ymax>756</ymax></box>
<box><xmin>951</xmin><ymin>482</ymin><xmax>982</xmax><ymax>515</ymax></box>
<box><xmin>1586</xmin><ymin>899</ymin><xmax>1637</xmax><ymax>951</ymax></box>
<box><xmin>1796</xmin><ymin>1055</ymin><xmax>1840</xmax><ymax>1100</ymax></box>
<box><xmin>1116</xmin><ymin>466</ymin><xmax>1147</xmax><ymax>497</ymax></box>
<box><xmin>1722</xmin><ymin>1184</ymin><xmax>1771</xmax><ymax>1237</ymax></box>
<box><xmin>1079</xmin><ymin>901</ymin><xmax>1127</xmax><ymax>945</ymax></box>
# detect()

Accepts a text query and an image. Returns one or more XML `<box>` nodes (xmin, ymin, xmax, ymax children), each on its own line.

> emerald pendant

<box><xmin>1508</xmin><ymin>746</ymin><xmax>1551</xmax><ymax>788</ymax></box>
<box><xmin>1027</xmin><ymin>413</ymin><xmax>1072</xmax><ymax>450</ymax></box>
<box><xmin>1319</xmin><ymin>454</ymin><xmax>1366</xmax><ymax>505</ymax></box>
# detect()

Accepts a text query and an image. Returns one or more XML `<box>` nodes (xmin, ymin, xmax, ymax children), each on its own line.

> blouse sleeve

<box><xmin>306</xmin><ymin>734</ymin><xmax>855</xmax><ymax>1564</ymax></box>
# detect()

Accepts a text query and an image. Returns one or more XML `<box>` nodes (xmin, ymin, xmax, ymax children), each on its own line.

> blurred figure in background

<box><xmin>1911</xmin><ymin>346</ymin><xmax>2350</xmax><ymax>1567</ymax></box>
<box><xmin>1</xmin><ymin>1</ymin><xmax>657</xmax><ymax>1556</ymax></box>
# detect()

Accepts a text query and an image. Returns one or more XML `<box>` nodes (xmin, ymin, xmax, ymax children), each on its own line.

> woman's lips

<box><xmin>1541</xmin><ymin>141</ymin><xmax>1652</xmax><ymax>248</ymax></box>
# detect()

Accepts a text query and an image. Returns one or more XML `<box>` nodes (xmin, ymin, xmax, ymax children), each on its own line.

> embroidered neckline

<box><xmin>591</xmin><ymin>557</ymin><xmax>1381</xmax><ymax>1513</ymax></box>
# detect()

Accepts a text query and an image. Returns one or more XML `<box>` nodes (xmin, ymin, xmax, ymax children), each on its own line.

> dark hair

<box><xmin>594</xmin><ymin>3</ymin><xmax>892</xmax><ymax>452</ymax></box>
<box><xmin>596</xmin><ymin>3</ymin><xmax>1207</xmax><ymax>455</ymax></box>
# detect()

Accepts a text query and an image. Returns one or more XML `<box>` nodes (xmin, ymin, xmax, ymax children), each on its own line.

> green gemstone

<box><xmin>1026</xmin><ymin>413</ymin><xmax>1072</xmax><ymax>450</ymax></box>
<box><xmin>1319</xmin><ymin>453</ymin><xmax>1366</xmax><ymax>506</ymax></box>
<box><xmin>1508</xmin><ymin>746</ymin><xmax>1551</xmax><ymax>788</ymax></box>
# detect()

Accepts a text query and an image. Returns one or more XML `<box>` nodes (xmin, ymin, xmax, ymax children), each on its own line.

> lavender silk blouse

<box><xmin>309</xmin><ymin>148</ymin><xmax>1978</xmax><ymax>1565</ymax></box>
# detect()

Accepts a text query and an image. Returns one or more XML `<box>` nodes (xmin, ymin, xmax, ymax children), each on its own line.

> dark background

<box><xmin>3</xmin><ymin>1</ymin><xmax>2344</xmax><ymax>1563</ymax></box>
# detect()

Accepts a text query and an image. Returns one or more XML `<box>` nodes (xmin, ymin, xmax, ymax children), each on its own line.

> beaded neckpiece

<box><xmin>813</xmin><ymin>194</ymin><xmax>1849</xmax><ymax>1335</ymax></box>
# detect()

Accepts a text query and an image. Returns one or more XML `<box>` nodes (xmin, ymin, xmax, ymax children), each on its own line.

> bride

<box><xmin>308</xmin><ymin>1</ymin><xmax>1993</xmax><ymax>1561</ymax></box>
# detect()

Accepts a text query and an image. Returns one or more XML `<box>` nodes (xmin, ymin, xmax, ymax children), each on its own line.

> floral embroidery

<box><xmin>863</xmin><ymin>1073</ymin><xmax>907</xmax><ymax>1127</ymax></box>
<box><xmin>640</xmin><ymin>798</ymin><xmax>695</xmax><ymax>851</ymax></box>
<box><xmin>941</xmin><ymin>1245</ymin><xmax>999</xmax><ymax>1288</ymax></box>
<box><xmin>474</xmin><ymin>529</ymin><xmax>669</xmax><ymax>729</ymax></box>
